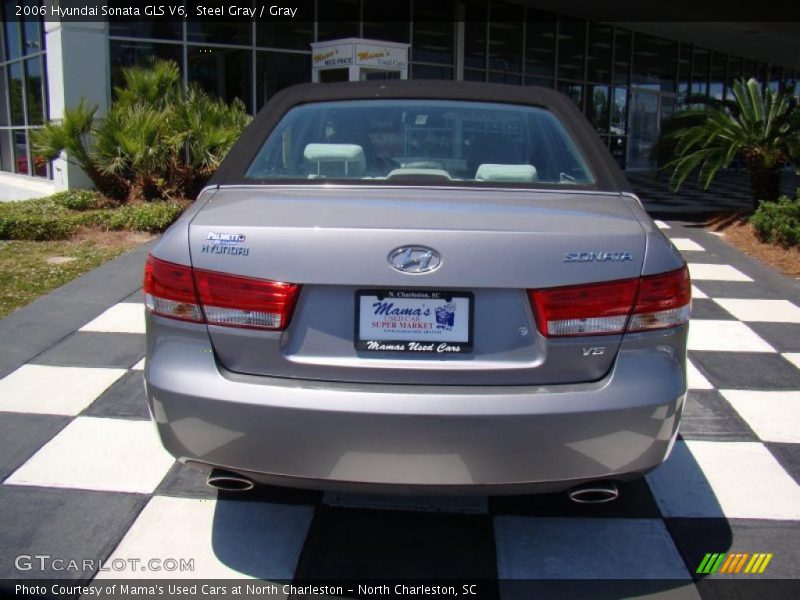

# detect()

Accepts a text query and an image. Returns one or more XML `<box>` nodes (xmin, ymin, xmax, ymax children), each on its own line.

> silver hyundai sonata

<box><xmin>143</xmin><ymin>81</ymin><xmax>690</xmax><ymax>498</ymax></box>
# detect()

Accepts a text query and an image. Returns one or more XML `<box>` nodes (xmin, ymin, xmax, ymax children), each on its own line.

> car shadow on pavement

<box><xmin>208</xmin><ymin>438</ymin><xmax>734</xmax><ymax>598</ymax></box>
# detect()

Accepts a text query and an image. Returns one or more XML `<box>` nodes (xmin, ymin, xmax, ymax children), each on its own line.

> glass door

<box><xmin>627</xmin><ymin>90</ymin><xmax>660</xmax><ymax>169</ymax></box>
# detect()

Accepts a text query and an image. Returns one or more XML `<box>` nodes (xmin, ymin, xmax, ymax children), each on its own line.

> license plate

<box><xmin>355</xmin><ymin>290</ymin><xmax>473</xmax><ymax>353</ymax></box>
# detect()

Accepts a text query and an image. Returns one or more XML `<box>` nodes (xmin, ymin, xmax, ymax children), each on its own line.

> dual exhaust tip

<box><xmin>207</xmin><ymin>468</ymin><xmax>619</xmax><ymax>504</ymax></box>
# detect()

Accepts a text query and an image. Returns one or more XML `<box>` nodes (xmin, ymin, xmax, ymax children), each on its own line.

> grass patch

<box><xmin>0</xmin><ymin>231</ymin><xmax>152</xmax><ymax>319</ymax></box>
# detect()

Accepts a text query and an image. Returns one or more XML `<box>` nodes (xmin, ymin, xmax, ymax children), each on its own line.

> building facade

<box><xmin>1</xmin><ymin>0</ymin><xmax>798</xmax><ymax>198</ymax></box>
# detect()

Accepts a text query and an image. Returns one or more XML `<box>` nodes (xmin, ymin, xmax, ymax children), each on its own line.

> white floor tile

<box><xmin>686</xmin><ymin>358</ymin><xmax>713</xmax><ymax>390</ymax></box>
<box><xmin>721</xmin><ymin>390</ymin><xmax>800</xmax><ymax>443</ymax></box>
<box><xmin>646</xmin><ymin>440</ymin><xmax>800</xmax><ymax>519</ymax></box>
<box><xmin>654</xmin><ymin>220</ymin><xmax>671</xmax><ymax>230</ymax></box>
<box><xmin>691</xmin><ymin>286</ymin><xmax>708</xmax><ymax>299</ymax></box>
<box><xmin>495</xmin><ymin>517</ymin><xmax>689</xmax><ymax>579</ymax></box>
<box><xmin>0</xmin><ymin>365</ymin><xmax>125</xmax><ymax>416</ymax></box>
<box><xmin>688</xmin><ymin>263</ymin><xmax>752</xmax><ymax>282</ymax></box>
<box><xmin>784</xmin><ymin>353</ymin><xmax>800</xmax><ymax>371</ymax></box>
<box><xmin>95</xmin><ymin>495</ymin><xmax>314</xmax><ymax>580</ymax></box>
<box><xmin>713</xmin><ymin>299</ymin><xmax>800</xmax><ymax>323</ymax></box>
<box><xmin>5</xmin><ymin>417</ymin><xmax>174</xmax><ymax>493</ymax></box>
<box><xmin>688</xmin><ymin>320</ymin><xmax>775</xmax><ymax>352</ymax></box>
<box><xmin>80</xmin><ymin>303</ymin><xmax>145</xmax><ymax>334</ymax></box>
<box><xmin>130</xmin><ymin>358</ymin><xmax>145</xmax><ymax>371</ymax></box>
<box><xmin>670</xmin><ymin>238</ymin><xmax>705</xmax><ymax>252</ymax></box>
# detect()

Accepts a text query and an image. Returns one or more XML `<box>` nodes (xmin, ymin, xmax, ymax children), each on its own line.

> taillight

<box><xmin>194</xmin><ymin>269</ymin><xmax>299</xmax><ymax>330</ymax></box>
<box><xmin>143</xmin><ymin>254</ymin><xmax>300</xmax><ymax>330</ymax></box>
<box><xmin>628</xmin><ymin>267</ymin><xmax>691</xmax><ymax>332</ymax></box>
<box><xmin>144</xmin><ymin>255</ymin><xmax>203</xmax><ymax>323</ymax></box>
<box><xmin>528</xmin><ymin>266</ymin><xmax>690</xmax><ymax>337</ymax></box>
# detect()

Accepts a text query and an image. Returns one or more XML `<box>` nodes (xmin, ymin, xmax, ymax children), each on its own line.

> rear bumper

<box><xmin>145</xmin><ymin>318</ymin><xmax>687</xmax><ymax>494</ymax></box>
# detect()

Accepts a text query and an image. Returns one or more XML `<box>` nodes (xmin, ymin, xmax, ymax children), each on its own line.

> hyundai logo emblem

<box><xmin>388</xmin><ymin>246</ymin><xmax>441</xmax><ymax>274</ymax></box>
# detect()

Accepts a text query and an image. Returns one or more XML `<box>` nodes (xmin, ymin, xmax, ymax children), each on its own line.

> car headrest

<box><xmin>303</xmin><ymin>143</ymin><xmax>366</xmax><ymax>176</ymax></box>
<box><xmin>475</xmin><ymin>164</ymin><xmax>538</xmax><ymax>183</ymax></box>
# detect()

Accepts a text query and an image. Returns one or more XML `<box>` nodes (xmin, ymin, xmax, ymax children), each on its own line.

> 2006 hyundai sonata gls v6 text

<box><xmin>143</xmin><ymin>81</ymin><xmax>690</xmax><ymax>498</ymax></box>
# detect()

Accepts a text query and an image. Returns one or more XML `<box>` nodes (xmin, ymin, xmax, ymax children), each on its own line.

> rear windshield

<box><xmin>244</xmin><ymin>99</ymin><xmax>594</xmax><ymax>186</ymax></box>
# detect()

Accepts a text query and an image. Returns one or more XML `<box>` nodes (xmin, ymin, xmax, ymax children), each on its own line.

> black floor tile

<box><xmin>82</xmin><ymin>370</ymin><xmax>150</xmax><ymax>420</ymax></box>
<box><xmin>765</xmin><ymin>443</ymin><xmax>800</xmax><ymax>487</ymax></box>
<box><xmin>667</xmin><ymin>518</ymin><xmax>800</xmax><ymax>582</ymax></box>
<box><xmin>489</xmin><ymin>477</ymin><xmax>660</xmax><ymax>518</ymax></box>
<box><xmin>690</xmin><ymin>300</ymin><xmax>736</xmax><ymax>320</ymax></box>
<box><xmin>0</xmin><ymin>486</ymin><xmax>147</xmax><ymax>580</ymax></box>
<box><xmin>294</xmin><ymin>506</ymin><xmax>498</xmax><ymax>583</ymax></box>
<box><xmin>747</xmin><ymin>323</ymin><xmax>800</xmax><ymax>353</ymax></box>
<box><xmin>679</xmin><ymin>390</ymin><xmax>757</xmax><ymax>442</ymax></box>
<box><xmin>32</xmin><ymin>332</ymin><xmax>145</xmax><ymax>369</ymax></box>
<box><xmin>0</xmin><ymin>413</ymin><xmax>70</xmax><ymax>481</ymax></box>
<box><xmin>689</xmin><ymin>352</ymin><xmax>800</xmax><ymax>390</ymax></box>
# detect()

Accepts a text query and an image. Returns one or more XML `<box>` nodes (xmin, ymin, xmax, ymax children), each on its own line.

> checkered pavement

<box><xmin>1</xmin><ymin>221</ymin><xmax>799</xmax><ymax>595</ymax></box>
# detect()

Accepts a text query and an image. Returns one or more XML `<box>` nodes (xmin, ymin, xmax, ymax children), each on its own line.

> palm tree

<box><xmin>31</xmin><ymin>100</ymin><xmax>129</xmax><ymax>201</ymax></box>
<box><xmin>655</xmin><ymin>78</ymin><xmax>796</xmax><ymax>210</ymax></box>
<box><xmin>32</xmin><ymin>59</ymin><xmax>251</xmax><ymax>202</ymax></box>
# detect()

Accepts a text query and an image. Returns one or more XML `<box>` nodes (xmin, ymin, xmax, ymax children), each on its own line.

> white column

<box><xmin>44</xmin><ymin>19</ymin><xmax>109</xmax><ymax>191</ymax></box>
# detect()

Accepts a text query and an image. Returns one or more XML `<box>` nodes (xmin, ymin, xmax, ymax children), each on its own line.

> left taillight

<box><xmin>144</xmin><ymin>254</ymin><xmax>300</xmax><ymax>330</ymax></box>
<box><xmin>144</xmin><ymin>255</ymin><xmax>203</xmax><ymax>323</ymax></box>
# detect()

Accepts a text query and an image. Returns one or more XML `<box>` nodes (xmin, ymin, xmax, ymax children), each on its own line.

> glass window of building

<box><xmin>8</xmin><ymin>62</ymin><xmax>24</xmax><ymax>126</ymax></box>
<box><xmin>710</xmin><ymin>52</ymin><xmax>726</xmax><ymax>99</ymax></box>
<box><xmin>586</xmin><ymin>84</ymin><xmax>610</xmax><ymax>133</ymax></box>
<box><xmin>464</xmin><ymin>0</ymin><xmax>488</xmax><ymax>72</ymax></box>
<box><xmin>187</xmin><ymin>21</ymin><xmax>252</xmax><ymax>46</ymax></box>
<box><xmin>558</xmin><ymin>81</ymin><xmax>583</xmax><ymax>110</ymax></box>
<box><xmin>488</xmin><ymin>2</ymin><xmax>523</xmax><ymax>74</ymax></box>
<box><xmin>632</xmin><ymin>34</ymin><xmax>677</xmax><ymax>93</ymax></box>
<box><xmin>525</xmin><ymin>10</ymin><xmax>556</xmax><ymax>80</ymax></box>
<box><xmin>187</xmin><ymin>46</ymin><xmax>252</xmax><ymax>112</ymax></box>
<box><xmin>363</xmin><ymin>0</ymin><xmax>410</xmax><ymax>43</ymax></box>
<box><xmin>613</xmin><ymin>29</ymin><xmax>631</xmax><ymax>86</ymax></box>
<box><xmin>769</xmin><ymin>66</ymin><xmax>782</xmax><ymax>91</ymax></box>
<box><xmin>412</xmin><ymin>2</ymin><xmax>455</xmax><ymax>66</ymax></box>
<box><xmin>677</xmin><ymin>44</ymin><xmax>691</xmax><ymax>104</ymax></box>
<box><xmin>24</xmin><ymin>55</ymin><xmax>44</xmax><ymax>125</ymax></box>
<box><xmin>256</xmin><ymin>51</ymin><xmax>310</xmax><ymax>110</ymax></box>
<box><xmin>22</xmin><ymin>16</ymin><xmax>42</xmax><ymax>54</ymax></box>
<box><xmin>586</xmin><ymin>23</ymin><xmax>612</xmax><ymax>84</ymax></box>
<box><xmin>3</xmin><ymin>9</ymin><xmax>22</xmax><ymax>62</ymax></box>
<box><xmin>742</xmin><ymin>59</ymin><xmax>757</xmax><ymax>80</ymax></box>
<box><xmin>692</xmin><ymin>47</ymin><xmax>710</xmax><ymax>99</ymax></box>
<box><xmin>257</xmin><ymin>0</ymin><xmax>314</xmax><ymax>50</ymax></box>
<box><xmin>726</xmin><ymin>56</ymin><xmax>742</xmax><ymax>98</ymax></box>
<box><xmin>317</xmin><ymin>0</ymin><xmax>360</xmax><ymax>41</ymax></box>
<box><xmin>557</xmin><ymin>18</ymin><xmax>586</xmax><ymax>81</ymax></box>
<box><xmin>108</xmin><ymin>17</ymin><xmax>182</xmax><ymax>41</ymax></box>
<box><xmin>412</xmin><ymin>65</ymin><xmax>454</xmax><ymax>80</ymax></box>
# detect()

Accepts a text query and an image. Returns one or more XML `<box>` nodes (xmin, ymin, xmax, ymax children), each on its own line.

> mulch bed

<box><xmin>705</xmin><ymin>212</ymin><xmax>800</xmax><ymax>279</ymax></box>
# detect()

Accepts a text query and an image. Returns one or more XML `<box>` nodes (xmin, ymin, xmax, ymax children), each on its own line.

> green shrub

<box><xmin>750</xmin><ymin>195</ymin><xmax>800</xmax><ymax>247</ymax></box>
<box><xmin>49</xmin><ymin>189</ymin><xmax>104</xmax><ymax>211</ymax></box>
<box><xmin>0</xmin><ymin>193</ymin><xmax>185</xmax><ymax>240</ymax></box>
<box><xmin>0</xmin><ymin>198</ymin><xmax>77</xmax><ymax>240</ymax></box>
<box><xmin>101</xmin><ymin>201</ymin><xmax>185</xmax><ymax>232</ymax></box>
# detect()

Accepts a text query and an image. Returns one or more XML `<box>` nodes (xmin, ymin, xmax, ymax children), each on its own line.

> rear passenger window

<box><xmin>245</xmin><ymin>99</ymin><xmax>594</xmax><ymax>186</ymax></box>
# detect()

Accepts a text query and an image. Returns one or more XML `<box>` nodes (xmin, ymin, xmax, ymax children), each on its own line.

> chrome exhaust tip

<box><xmin>568</xmin><ymin>481</ymin><xmax>619</xmax><ymax>504</ymax></box>
<box><xmin>207</xmin><ymin>469</ymin><xmax>255</xmax><ymax>492</ymax></box>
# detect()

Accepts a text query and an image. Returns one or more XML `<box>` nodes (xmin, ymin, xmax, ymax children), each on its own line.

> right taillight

<box><xmin>528</xmin><ymin>265</ymin><xmax>690</xmax><ymax>337</ymax></box>
<box><xmin>144</xmin><ymin>254</ymin><xmax>300</xmax><ymax>331</ymax></box>
<box><xmin>628</xmin><ymin>266</ymin><xmax>691</xmax><ymax>332</ymax></box>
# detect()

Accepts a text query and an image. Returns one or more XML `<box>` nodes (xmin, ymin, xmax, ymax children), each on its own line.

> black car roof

<box><xmin>210</xmin><ymin>80</ymin><xmax>631</xmax><ymax>192</ymax></box>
